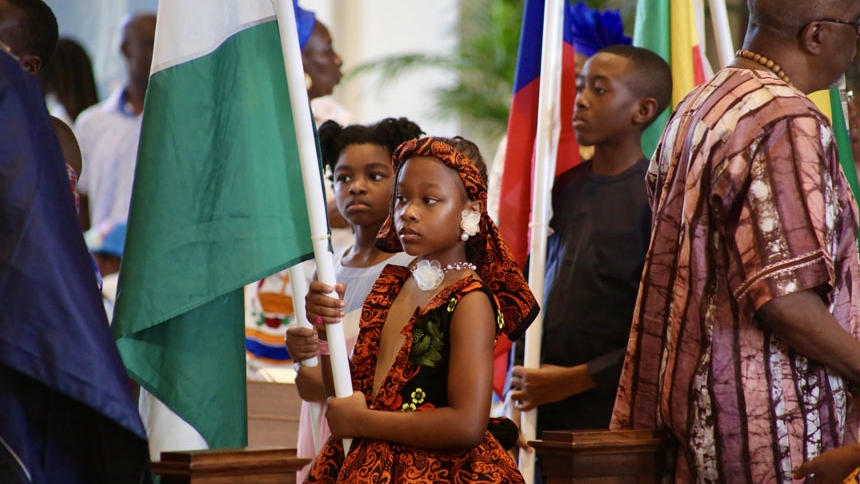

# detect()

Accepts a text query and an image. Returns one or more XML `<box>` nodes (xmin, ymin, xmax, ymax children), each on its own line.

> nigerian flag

<box><xmin>112</xmin><ymin>0</ymin><xmax>316</xmax><ymax>456</ymax></box>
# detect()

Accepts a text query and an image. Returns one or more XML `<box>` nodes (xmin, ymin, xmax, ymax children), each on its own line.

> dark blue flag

<box><xmin>0</xmin><ymin>50</ymin><xmax>150</xmax><ymax>483</ymax></box>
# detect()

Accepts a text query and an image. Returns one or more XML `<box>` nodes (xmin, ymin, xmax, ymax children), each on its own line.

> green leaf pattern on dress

<box><xmin>410</xmin><ymin>297</ymin><xmax>457</xmax><ymax>368</ymax></box>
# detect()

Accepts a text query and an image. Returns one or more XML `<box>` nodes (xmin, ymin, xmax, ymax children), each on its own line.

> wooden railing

<box><xmin>151</xmin><ymin>381</ymin><xmax>308</xmax><ymax>483</ymax></box>
<box><xmin>152</xmin><ymin>447</ymin><xmax>310</xmax><ymax>484</ymax></box>
<box><xmin>530</xmin><ymin>428</ymin><xmax>674</xmax><ymax>483</ymax></box>
<box><xmin>154</xmin><ymin>385</ymin><xmax>674</xmax><ymax>482</ymax></box>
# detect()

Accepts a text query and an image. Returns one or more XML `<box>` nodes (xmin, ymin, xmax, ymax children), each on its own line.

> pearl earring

<box><xmin>460</xmin><ymin>209</ymin><xmax>480</xmax><ymax>241</ymax></box>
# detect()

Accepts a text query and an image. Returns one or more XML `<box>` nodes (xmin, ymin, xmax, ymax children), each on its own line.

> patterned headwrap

<box><xmin>376</xmin><ymin>137</ymin><xmax>538</xmax><ymax>341</ymax></box>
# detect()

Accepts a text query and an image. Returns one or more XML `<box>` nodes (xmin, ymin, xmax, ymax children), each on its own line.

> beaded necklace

<box><xmin>735</xmin><ymin>49</ymin><xmax>791</xmax><ymax>85</ymax></box>
<box><xmin>410</xmin><ymin>260</ymin><xmax>477</xmax><ymax>292</ymax></box>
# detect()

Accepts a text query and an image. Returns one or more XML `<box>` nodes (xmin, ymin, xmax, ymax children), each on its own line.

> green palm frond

<box><xmin>346</xmin><ymin>0</ymin><xmax>524</xmax><ymax>140</ymax></box>
<box><xmin>346</xmin><ymin>54</ymin><xmax>455</xmax><ymax>89</ymax></box>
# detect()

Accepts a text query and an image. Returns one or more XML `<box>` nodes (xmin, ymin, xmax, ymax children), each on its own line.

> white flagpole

<box><xmin>518</xmin><ymin>0</ymin><xmax>564</xmax><ymax>482</ymax></box>
<box><xmin>707</xmin><ymin>0</ymin><xmax>734</xmax><ymax>67</ymax></box>
<box><xmin>288</xmin><ymin>265</ymin><xmax>323</xmax><ymax>451</ymax></box>
<box><xmin>272</xmin><ymin>0</ymin><xmax>353</xmax><ymax>453</ymax></box>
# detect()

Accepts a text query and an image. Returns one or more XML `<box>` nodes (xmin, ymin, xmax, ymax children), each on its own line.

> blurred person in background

<box><xmin>37</xmin><ymin>37</ymin><xmax>98</xmax><ymax>126</ymax></box>
<box><xmin>75</xmin><ymin>12</ymin><xmax>155</xmax><ymax>230</ymax></box>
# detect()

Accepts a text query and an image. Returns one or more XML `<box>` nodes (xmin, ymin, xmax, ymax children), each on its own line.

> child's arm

<box><xmin>285</xmin><ymin>326</ymin><xmax>326</xmax><ymax>402</ymax></box>
<box><xmin>509</xmin><ymin>362</ymin><xmax>597</xmax><ymax>411</ymax></box>
<box><xmin>304</xmin><ymin>280</ymin><xmax>346</xmax><ymax>398</ymax></box>
<box><xmin>510</xmin><ymin>345</ymin><xmax>629</xmax><ymax>410</ymax></box>
<box><xmin>325</xmin><ymin>291</ymin><xmax>496</xmax><ymax>450</ymax></box>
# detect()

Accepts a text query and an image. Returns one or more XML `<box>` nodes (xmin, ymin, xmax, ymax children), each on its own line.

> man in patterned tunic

<box><xmin>610</xmin><ymin>0</ymin><xmax>860</xmax><ymax>482</ymax></box>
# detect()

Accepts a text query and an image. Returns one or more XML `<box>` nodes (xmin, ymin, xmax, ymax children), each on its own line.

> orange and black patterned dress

<box><xmin>306</xmin><ymin>265</ymin><xmax>525</xmax><ymax>483</ymax></box>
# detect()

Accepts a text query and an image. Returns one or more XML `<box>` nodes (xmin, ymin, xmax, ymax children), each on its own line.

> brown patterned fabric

<box><xmin>610</xmin><ymin>68</ymin><xmax>860</xmax><ymax>483</ymax></box>
<box><xmin>306</xmin><ymin>266</ymin><xmax>525</xmax><ymax>483</ymax></box>
<box><xmin>376</xmin><ymin>137</ymin><xmax>538</xmax><ymax>341</ymax></box>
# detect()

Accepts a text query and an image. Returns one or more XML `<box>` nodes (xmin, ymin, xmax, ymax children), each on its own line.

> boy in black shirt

<box><xmin>509</xmin><ymin>45</ymin><xmax>672</xmax><ymax>432</ymax></box>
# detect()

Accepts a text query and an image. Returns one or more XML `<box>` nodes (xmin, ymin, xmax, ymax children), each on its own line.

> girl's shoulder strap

<box><xmin>440</xmin><ymin>277</ymin><xmax>504</xmax><ymax>334</ymax></box>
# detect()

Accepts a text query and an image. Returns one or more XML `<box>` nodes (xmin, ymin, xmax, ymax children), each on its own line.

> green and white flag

<box><xmin>112</xmin><ymin>0</ymin><xmax>316</xmax><ymax>455</ymax></box>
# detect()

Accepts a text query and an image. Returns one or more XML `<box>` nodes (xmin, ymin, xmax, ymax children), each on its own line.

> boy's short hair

<box><xmin>597</xmin><ymin>44</ymin><xmax>672</xmax><ymax>128</ymax></box>
<box><xmin>7</xmin><ymin>0</ymin><xmax>57</xmax><ymax>65</ymax></box>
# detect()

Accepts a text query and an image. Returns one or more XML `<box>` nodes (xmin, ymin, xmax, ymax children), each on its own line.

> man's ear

<box><xmin>18</xmin><ymin>54</ymin><xmax>40</xmax><ymax>75</ymax></box>
<box><xmin>633</xmin><ymin>97</ymin><xmax>658</xmax><ymax>125</ymax></box>
<box><xmin>799</xmin><ymin>21</ymin><xmax>825</xmax><ymax>55</ymax></box>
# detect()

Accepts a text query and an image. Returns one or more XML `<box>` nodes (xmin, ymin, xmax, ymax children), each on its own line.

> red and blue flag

<box><xmin>499</xmin><ymin>0</ymin><xmax>580</xmax><ymax>269</ymax></box>
<box><xmin>494</xmin><ymin>0</ymin><xmax>582</xmax><ymax>400</ymax></box>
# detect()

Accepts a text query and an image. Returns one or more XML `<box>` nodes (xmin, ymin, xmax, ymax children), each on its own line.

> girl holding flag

<box><xmin>302</xmin><ymin>137</ymin><xmax>538</xmax><ymax>483</ymax></box>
